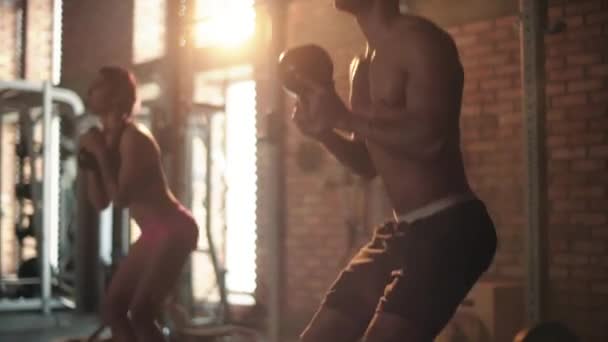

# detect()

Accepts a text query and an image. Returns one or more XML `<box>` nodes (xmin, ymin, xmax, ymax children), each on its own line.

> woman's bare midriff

<box><xmin>127</xmin><ymin>167</ymin><xmax>183</xmax><ymax>231</ymax></box>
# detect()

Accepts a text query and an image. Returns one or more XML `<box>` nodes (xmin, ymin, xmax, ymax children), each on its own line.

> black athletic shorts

<box><xmin>321</xmin><ymin>198</ymin><xmax>497</xmax><ymax>338</ymax></box>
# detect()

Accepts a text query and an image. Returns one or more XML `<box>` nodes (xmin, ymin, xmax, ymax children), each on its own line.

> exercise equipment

<box><xmin>0</xmin><ymin>80</ymin><xmax>85</xmax><ymax>314</ymax></box>
<box><xmin>278</xmin><ymin>44</ymin><xmax>334</xmax><ymax>97</ymax></box>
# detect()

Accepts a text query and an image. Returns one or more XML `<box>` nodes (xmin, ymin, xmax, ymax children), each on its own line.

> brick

<box><xmin>591</xmin><ymin>284</ymin><xmax>608</xmax><ymax>295</ymax></box>
<box><xmin>548</xmin><ymin>41</ymin><xmax>585</xmax><ymax>57</ymax></box>
<box><xmin>572</xmin><ymin>160</ymin><xmax>605</xmax><ymax>172</ymax></box>
<box><xmin>548</xmin><ymin>6</ymin><xmax>564</xmax><ymax>19</ymax></box>
<box><xmin>570</xmin><ymin>186</ymin><xmax>605</xmax><ymax>198</ymax></box>
<box><xmin>549</xmin><ymin>147</ymin><xmax>586</xmax><ymax>160</ymax></box>
<box><xmin>462</xmin><ymin>20</ymin><xmax>495</xmax><ymax>33</ymax></box>
<box><xmin>572</xmin><ymin>241</ymin><xmax>605</xmax><ymax>254</ymax></box>
<box><xmin>495</xmin><ymin>16</ymin><xmax>517</xmax><ymax>28</ymax></box>
<box><xmin>567</xmin><ymin>79</ymin><xmax>605</xmax><ymax>93</ymax></box>
<box><xmin>589</xmin><ymin>64</ymin><xmax>608</xmax><ymax>77</ymax></box>
<box><xmin>548</xmin><ymin>121</ymin><xmax>587</xmax><ymax>135</ymax></box>
<box><xmin>465</xmin><ymin>66</ymin><xmax>495</xmax><ymax>80</ymax></box>
<box><xmin>567</xmin><ymin>53</ymin><xmax>603</xmax><ymax>66</ymax></box>
<box><xmin>591</xmin><ymin>227</ymin><xmax>608</xmax><ymax>238</ymax></box>
<box><xmin>481</xmin><ymin>54</ymin><xmax>515</xmax><ymax>66</ymax></box>
<box><xmin>551</xmin><ymin>199</ymin><xmax>587</xmax><ymax>210</ymax></box>
<box><xmin>466</xmin><ymin>141</ymin><xmax>496</xmax><ymax>152</ymax></box>
<box><xmin>495</xmin><ymin>63</ymin><xmax>520</xmax><ymax>76</ymax></box>
<box><xmin>548</xmin><ymin>67</ymin><xmax>584</xmax><ymax>81</ymax></box>
<box><xmin>496</xmin><ymin>40</ymin><xmax>519</xmax><ymax>53</ymax></box>
<box><xmin>454</xmin><ymin>34</ymin><xmax>478</xmax><ymax>48</ymax></box>
<box><xmin>546</xmin><ymin>57</ymin><xmax>566</xmax><ymax>70</ymax></box>
<box><xmin>565</xmin><ymin>1</ymin><xmax>603</xmax><ymax>15</ymax></box>
<box><xmin>461</xmin><ymin>104</ymin><xmax>482</xmax><ymax>116</ymax></box>
<box><xmin>462</xmin><ymin>44</ymin><xmax>495</xmax><ymax>57</ymax></box>
<box><xmin>567</xmin><ymin>26</ymin><xmax>603</xmax><ymax>41</ymax></box>
<box><xmin>484</xmin><ymin>27</ymin><xmax>512</xmax><ymax>40</ymax></box>
<box><xmin>548</xmin><ymin>135</ymin><xmax>568</xmax><ymax>147</ymax></box>
<box><xmin>479</xmin><ymin>78</ymin><xmax>513</xmax><ymax>91</ymax></box>
<box><xmin>586</xmin><ymin>11</ymin><xmax>608</xmax><ymax>25</ymax></box>
<box><xmin>590</xmin><ymin>91</ymin><xmax>608</xmax><ymax>103</ymax></box>
<box><xmin>589</xmin><ymin>145</ymin><xmax>608</xmax><ymax>157</ymax></box>
<box><xmin>552</xmin><ymin>93</ymin><xmax>588</xmax><ymax>107</ymax></box>
<box><xmin>547</xmin><ymin>82</ymin><xmax>566</xmax><ymax>96</ymax></box>
<box><xmin>497</xmin><ymin>88</ymin><xmax>521</xmax><ymax>101</ymax></box>
<box><xmin>554</xmin><ymin>253</ymin><xmax>589</xmax><ymax>266</ymax></box>
<box><xmin>569</xmin><ymin>133</ymin><xmax>605</xmax><ymax>145</ymax></box>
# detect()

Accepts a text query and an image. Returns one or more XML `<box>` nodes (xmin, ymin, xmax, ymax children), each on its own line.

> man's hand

<box><xmin>291</xmin><ymin>98</ymin><xmax>332</xmax><ymax>138</ymax></box>
<box><xmin>79</xmin><ymin>127</ymin><xmax>105</xmax><ymax>155</ymax></box>
<box><xmin>294</xmin><ymin>73</ymin><xmax>350</xmax><ymax>133</ymax></box>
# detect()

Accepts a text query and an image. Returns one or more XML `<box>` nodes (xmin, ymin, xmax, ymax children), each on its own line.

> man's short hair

<box><xmin>98</xmin><ymin>66</ymin><xmax>137</xmax><ymax>116</ymax></box>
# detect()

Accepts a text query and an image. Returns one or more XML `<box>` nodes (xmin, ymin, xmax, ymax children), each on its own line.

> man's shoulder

<box><xmin>392</xmin><ymin>15</ymin><xmax>454</xmax><ymax>47</ymax></box>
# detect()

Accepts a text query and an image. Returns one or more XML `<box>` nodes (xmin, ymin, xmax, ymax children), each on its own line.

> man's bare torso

<box><xmin>362</xmin><ymin>15</ymin><xmax>471</xmax><ymax>214</ymax></box>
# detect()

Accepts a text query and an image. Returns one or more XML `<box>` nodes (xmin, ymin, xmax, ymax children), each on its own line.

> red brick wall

<box><xmin>544</xmin><ymin>1</ymin><xmax>608</xmax><ymax>340</ymax></box>
<box><xmin>282</xmin><ymin>0</ymin><xmax>608</xmax><ymax>341</ymax></box>
<box><xmin>25</xmin><ymin>0</ymin><xmax>53</xmax><ymax>81</ymax></box>
<box><xmin>284</xmin><ymin>0</ymin><xmax>369</xmax><ymax>327</ymax></box>
<box><xmin>0</xmin><ymin>2</ymin><xmax>18</xmax><ymax>79</ymax></box>
<box><xmin>0</xmin><ymin>0</ymin><xmax>53</xmax><ymax>275</ymax></box>
<box><xmin>450</xmin><ymin>16</ymin><xmax>524</xmax><ymax>281</ymax></box>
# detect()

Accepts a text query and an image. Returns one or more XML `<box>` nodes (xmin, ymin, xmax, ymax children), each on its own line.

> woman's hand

<box><xmin>79</xmin><ymin>127</ymin><xmax>105</xmax><ymax>155</ymax></box>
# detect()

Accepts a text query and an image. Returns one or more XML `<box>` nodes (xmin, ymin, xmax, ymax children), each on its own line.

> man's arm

<box><xmin>318</xmin><ymin>130</ymin><xmax>377</xmax><ymax>179</ymax></box>
<box><xmin>293</xmin><ymin>101</ymin><xmax>377</xmax><ymax>179</ymax></box>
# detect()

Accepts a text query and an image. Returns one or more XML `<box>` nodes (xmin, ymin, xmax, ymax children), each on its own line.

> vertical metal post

<box><xmin>41</xmin><ymin>81</ymin><xmax>53</xmax><ymax>314</ymax></box>
<box><xmin>265</xmin><ymin>1</ymin><xmax>287</xmax><ymax>340</ymax></box>
<box><xmin>0</xmin><ymin>115</ymin><xmax>3</xmax><ymax>280</ymax></box>
<box><xmin>520</xmin><ymin>0</ymin><xmax>548</xmax><ymax>325</ymax></box>
<box><xmin>51</xmin><ymin>0</ymin><xmax>62</xmax><ymax>85</ymax></box>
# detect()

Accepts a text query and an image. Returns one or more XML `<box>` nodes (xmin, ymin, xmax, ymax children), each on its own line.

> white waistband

<box><xmin>393</xmin><ymin>193</ymin><xmax>477</xmax><ymax>224</ymax></box>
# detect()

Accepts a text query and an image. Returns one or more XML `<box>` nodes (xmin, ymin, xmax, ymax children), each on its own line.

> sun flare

<box><xmin>194</xmin><ymin>1</ymin><xmax>256</xmax><ymax>48</ymax></box>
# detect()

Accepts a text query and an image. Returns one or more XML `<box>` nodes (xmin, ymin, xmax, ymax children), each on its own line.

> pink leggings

<box><xmin>102</xmin><ymin>204</ymin><xmax>199</xmax><ymax>340</ymax></box>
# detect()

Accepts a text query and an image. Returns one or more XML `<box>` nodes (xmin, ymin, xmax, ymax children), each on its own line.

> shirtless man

<box><xmin>293</xmin><ymin>1</ymin><xmax>497</xmax><ymax>341</ymax></box>
<box><xmin>79</xmin><ymin>66</ymin><xmax>198</xmax><ymax>342</ymax></box>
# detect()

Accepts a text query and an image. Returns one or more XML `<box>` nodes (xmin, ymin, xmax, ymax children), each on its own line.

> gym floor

<box><xmin>0</xmin><ymin>311</ymin><xmax>103</xmax><ymax>342</ymax></box>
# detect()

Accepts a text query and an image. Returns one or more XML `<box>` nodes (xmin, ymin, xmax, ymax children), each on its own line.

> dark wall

<box><xmin>61</xmin><ymin>0</ymin><xmax>134</xmax><ymax>96</ymax></box>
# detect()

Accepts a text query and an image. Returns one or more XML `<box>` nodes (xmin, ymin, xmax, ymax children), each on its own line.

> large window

<box><xmin>194</xmin><ymin>0</ymin><xmax>256</xmax><ymax>48</ymax></box>
<box><xmin>189</xmin><ymin>67</ymin><xmax>258</xmax><ymax>306</ymax></box>
<box><xmin>133</xmin><ymin>0</ymin><xmax>166</xmax><ymax>63</ymax></box>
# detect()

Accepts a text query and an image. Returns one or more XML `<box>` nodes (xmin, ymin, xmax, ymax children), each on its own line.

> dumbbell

<box><xmin>278</xmin><ymin>44</ymin><xmax>334</xmax><ymax>97</ymax></box>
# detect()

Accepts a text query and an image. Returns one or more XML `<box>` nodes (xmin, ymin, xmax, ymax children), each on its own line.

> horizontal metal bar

<box><xmin>0</xmin><ymin>298</ymin><xmax>68</xmax><ymax>312</ymax></box>
<box><xmin>0</xmin><ymin>277</ymin><xmax>41</xmax><ymax>285</ymax></box>
<box><xmin>0</xmin><ymin>80</ymin><xmax>85</xmax><ymax>115</ymax></box>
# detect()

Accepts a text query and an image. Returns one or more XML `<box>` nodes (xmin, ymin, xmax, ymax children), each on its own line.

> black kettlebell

<box><xmin>278</xmin><ymin>44</ymin><xmax>334</xmax><ymax>97</ymax></box>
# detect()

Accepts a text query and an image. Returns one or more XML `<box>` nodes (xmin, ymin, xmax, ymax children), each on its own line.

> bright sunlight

<box><xmin>194</xmin><ymin>0</ymin><xmax>256</xmax><ymax>48</ymax></box>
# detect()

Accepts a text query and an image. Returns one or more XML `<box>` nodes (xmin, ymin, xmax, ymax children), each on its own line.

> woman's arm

<box><xmin>92</xmin><ymin>126</ymin><xmax>157</xmax><ymax>208</ymax></box>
